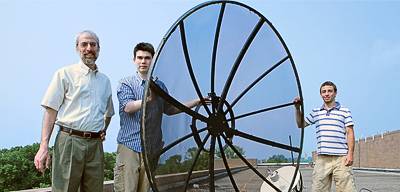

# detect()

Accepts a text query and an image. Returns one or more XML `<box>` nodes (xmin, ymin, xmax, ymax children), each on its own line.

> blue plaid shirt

<box><xmin>116</xmin><ymin>72</ymin><xmax>168</xmax><ymax>152</ymax></box>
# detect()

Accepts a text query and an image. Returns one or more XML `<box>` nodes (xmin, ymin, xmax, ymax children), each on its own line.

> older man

<box><xmin>34</xmin><ymin>30</ymin><xmax>114</xmax><ymax>192</ymax></box>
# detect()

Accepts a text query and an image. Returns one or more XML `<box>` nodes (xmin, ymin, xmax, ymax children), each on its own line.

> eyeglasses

<box><xmin>79</xmin><ymin>41</ymin><xmax>98</xmax><ymax>48</ymax></box>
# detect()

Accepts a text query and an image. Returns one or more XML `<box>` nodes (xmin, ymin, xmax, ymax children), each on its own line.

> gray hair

<box><xmin>75</xmin><ymin>30</ymin><xmax>100</xmax><ymax>47</ymax></box>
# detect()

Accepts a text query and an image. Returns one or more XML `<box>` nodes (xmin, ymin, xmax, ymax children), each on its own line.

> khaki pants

<box><xmin>52</xmin><ymin>131</ymin><xmax>104</xmax><ymax>192</ymax></box>
<box><xmin>114</xmin><ymin>144</ymin><xmax>150</xmax><ymax>192</ymax></box>
<box><xmin>312</xmin><ymin>155</ymin><xmax>356</xmax><ymax>192</ymax></box>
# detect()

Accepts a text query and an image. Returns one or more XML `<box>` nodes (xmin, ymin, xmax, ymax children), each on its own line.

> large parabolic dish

<box><xmin>141</xmin><ymin>1</ymin><xmax>304</xmax><ymax>191</ymax></box>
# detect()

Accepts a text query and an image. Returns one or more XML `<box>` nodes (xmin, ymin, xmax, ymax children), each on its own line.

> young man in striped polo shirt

<box><xmin>294</xmin><ymin>81</ymin><xmax>356</xmax><ymax>192</ymax></box>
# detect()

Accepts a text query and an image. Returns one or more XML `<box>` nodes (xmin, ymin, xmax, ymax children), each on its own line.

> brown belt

<box><xmin>60</xmin><ymin>126</ymin><xmax>101</xmax><ymax>139</ymax></box>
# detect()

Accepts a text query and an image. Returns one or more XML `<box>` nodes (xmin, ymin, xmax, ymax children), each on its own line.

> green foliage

<box><xmin>0</xmin><ymin>143</ymin><xmax>117</xmax><ymax>191</ymax></box>
<box><xmin>300</xmin><ymin>155</ymin><xmax>312</xmax><ymax>163</ymax></box>
<box><xmin>0</xmin><ymin>143</ymin><xmax>247</xmax><ymax>190</ymax></box>
<box><xmin>215</xmin><ymin>145</ymin><xmax>245</xmax><ymax>159</ymax></box>
<box><xmin>104</xmin><ymin>152</ymin><xmax>116</xmax><ymax>180</ymax></box>
<box><xmin>0</xmin><ymin>143</ymin><xmax>51</xmax><ymax>191</ymax></box>
<box><xmin>156</xmin><ymin>145</ymin><xmax>247</xmax><ymax>175</ymax></box>
<box><xmin>266</xmin><ymin>154</ymin><xmax>289</xmax><ymax>163</ymax></box>
<box><xmin>156</xmin><ymin>154</ymin><xmax>183</xmax><ymax>174</ymax></box>
<box><xmin>156</xmin><ymin>147</ymin><xmax>209</xmax><ymax>175</ymax></box>
<box><xmin>183</xmin><ymin>147</ymin><xmax>209</xmax><ymax>171</ymax></box>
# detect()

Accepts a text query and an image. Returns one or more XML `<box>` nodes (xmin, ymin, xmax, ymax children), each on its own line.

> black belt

<box><xmin>60</xmin><ymin>126</ymin><xmax>102</xmax><ymax>139</ymax></box>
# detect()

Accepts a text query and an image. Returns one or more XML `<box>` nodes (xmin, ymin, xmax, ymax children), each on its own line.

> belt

<box><xmin>60</xmin><ymin>126</ymin><xmax>102</xmax><ymax>139</ymax></box>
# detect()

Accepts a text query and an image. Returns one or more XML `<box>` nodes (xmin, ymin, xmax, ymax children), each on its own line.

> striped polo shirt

<box><xmin>116</xmin><ymin>73</ymin><xmax>168</xmax><ymax>153</ymax></box>
<box><xmin>305</xmin><ymin>102</ymin><xmax>354</xmax><ymax>156</ymax></box>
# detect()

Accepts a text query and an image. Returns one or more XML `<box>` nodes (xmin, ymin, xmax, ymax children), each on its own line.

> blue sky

<box><xmin>1</xmin><ymin>0</ymin><xmax>399</xmax><ymax>160</ymax></box>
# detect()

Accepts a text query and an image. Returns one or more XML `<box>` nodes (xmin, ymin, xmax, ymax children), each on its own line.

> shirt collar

<box><xmin>320</xmin><ymin>101</ymin><xmax>341</xmax><ymax>111</ymax></box>
<box><xmin>79</xmin><ymin>60</ymin><xmax>98</xmax><ymax>75</ymax></box>
<box><xmin>134</xmin><ymin>72</ymin><xmax>146</xmax><ymax>86</ymax></box>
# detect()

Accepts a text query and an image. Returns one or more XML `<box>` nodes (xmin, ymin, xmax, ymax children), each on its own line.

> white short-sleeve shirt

<box><xmin>41</xmin><ymin>62</ymin><xmax>115</xmax><ymax>132</ymax></box>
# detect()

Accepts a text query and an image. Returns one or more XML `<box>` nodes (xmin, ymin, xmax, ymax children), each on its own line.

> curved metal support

<box><xmin>183</xmin><ymin>133</ymin><xmax>211</xmax><ymax>191</ymax></box>
<box><xmin>227</xmin><ymin>102</ymin><xmax>295</xmax><ymax>121</ymax></box>
<box><xmin>217</xmin><ymin>136</ymin><xmax>240</xmax><ymax>191</ymax></box>
<box><xmin>223</xmin><ymin>126</ymin><xmax>301</xmax><ymax>153</ymax></box>
<box><xmin>217</xmin><ymin>18</ymin><xmax>265</xmax><ymax>113</ymax></box>
<box><xmin>209</xmin><ymin>136</ymin><xmax>216</xmax><ymax>191</ymax></box>
<box><xmin>149</xmin><ymin>80</ymin><xmax>209</xmax><ymax>122</ymax></box>
<box><xmin>179</xmin><ymin>22</ymin><xmax>212</xmax><ymax>116</ymax></box>
<box><xmin>211</xmin><ymin>2</ymin><xmax>226</xmax><ymax>97</ymax></box>
<box><xmin>229</xmin><ymin>55</ymin><xmax>290</xmax><ymax>109</ymax></box>
<box><xmin>221</xmin><ymin>134</ymin><xmax>282</xmax><ymax>192</ymax></box>
<box><xmin>158</xmin><ymin>127</ymin><xmax>208</xmax><ymax>156</ymax></box>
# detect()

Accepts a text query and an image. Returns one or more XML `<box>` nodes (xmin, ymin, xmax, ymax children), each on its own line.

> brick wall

<box><xmin>312</xmin><ymin>130</ymin><xmax>400</xmax><ymax>169</ymax></box>
<box><xmin>354</xmin><ymin>130</ymin><xmax>400</xmax><ymax>169</ymax></box>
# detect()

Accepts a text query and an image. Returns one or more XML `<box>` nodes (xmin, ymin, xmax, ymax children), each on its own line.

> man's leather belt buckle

<box><xmin>83</xmin><ymin>132</ymin><xmax>92</xmax><ymax>138</ymax></box>
<box><xmin>60</xmin><ymin>126</ymin><xmax>100</xmax><ymax>139</ymax></box>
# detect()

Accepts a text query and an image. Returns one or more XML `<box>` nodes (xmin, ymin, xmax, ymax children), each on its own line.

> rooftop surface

<box><xmin>189</xmin><ymin>167</ymin><xmax>400</xmax><ymax>192</ymax></box>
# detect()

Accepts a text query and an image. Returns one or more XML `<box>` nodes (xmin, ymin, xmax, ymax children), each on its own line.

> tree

<box><xmin>156</xmin><ymin>147</ymin><xmax>210</xmax><ymax>175</ymax></box>
<box><xmin>266</xmin><ymin>154</ymin><xmax>289</xmax><ymax>163</ymax></box>
<box><xmin>183</xmin><ymin>147</ymin><xmax>209</xmax><ymax>171</ymax></box>
<box><xmin>0</xmin><ymin>143</ymin><xmax>116</xmax><ymax>191</ymax></box>
<box><xmin>215</xmin><ymin>145</ymin><xmax>245</xmax><ymax>159</ymax></box>
<box><xmin>157</xmin><ymin>154</ymin><xmax>183</xmax><ymax>174</ymax></box>
<box><xmin>0</xmin><ymin>143</ymin><xmax>51</xmax><ymax>191</ymax></box>
<box><xmin>103</xmin><ymin>152</ymin><xmax>116</xmax><ymax>180</ymax></box>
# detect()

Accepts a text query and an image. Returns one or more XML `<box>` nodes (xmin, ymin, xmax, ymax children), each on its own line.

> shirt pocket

<box><xmin>72</xmin><ymin>76</ymin><xmax>90</xmax><ymax>106</ymax></box>
<box><xmin>96</xmin><ymin>83</ymin><xmax>111</xmax><ymax>114</ymax></box>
